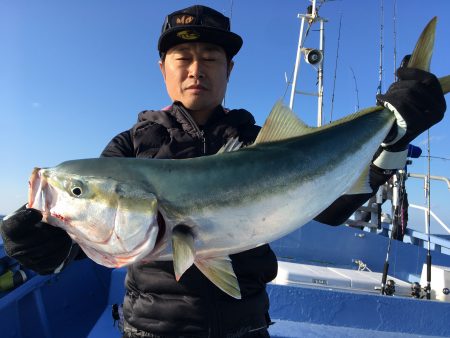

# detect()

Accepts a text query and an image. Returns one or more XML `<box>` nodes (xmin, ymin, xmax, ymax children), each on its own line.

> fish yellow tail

<box><xmin>440</xmin><ymin>75</ymin><xmax>450</xmax><ymax>94</ymax></box>
<box><xmin>408</xmin><ymin>16</ymin><xmax>449</xmax><ymax>94</ymax></box>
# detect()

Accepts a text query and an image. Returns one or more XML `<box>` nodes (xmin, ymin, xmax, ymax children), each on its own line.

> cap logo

<box><xmin>177</xmin><ymin>30</ymin><xmax>200</xmax><ymax>40</ymax></box>
<box><xmin>174</xmin><ymin>14</ymin><xmax>195</xmax><ymax>25</ymax></box>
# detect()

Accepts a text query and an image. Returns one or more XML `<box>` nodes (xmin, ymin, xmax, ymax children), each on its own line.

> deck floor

<box><xmin>88</xmin><ymin>308</ymin><xmax>441</xmax><ymax>338</ymax></box>
<box><xmin>268</xmin><ymin>320</ymin><xmax>442</xmax><ymax>338</ymax></box>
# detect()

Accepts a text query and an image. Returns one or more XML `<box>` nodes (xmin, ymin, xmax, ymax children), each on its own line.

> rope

<box><xmin>419</xmin><ymin>155</ymin><xmax>450</xmax><ymax>161</ymax></box>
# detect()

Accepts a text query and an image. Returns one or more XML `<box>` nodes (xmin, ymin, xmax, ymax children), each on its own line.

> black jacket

<box><xmin>101</xmin><ymin>103</ymin><xmax>277</xmax><ymax>337</ymax></box>
<box><xmin>101</xmin><ymin>102</ymin><xmax>391</xmax><ymax>337</ymax></box>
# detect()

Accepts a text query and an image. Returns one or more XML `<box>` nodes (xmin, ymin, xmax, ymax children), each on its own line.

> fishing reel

<box><xmin>377</xmin><ymin>279</ymin><xmax>396</xmax><ymax>296</ymax></box>
<box><xmin>411</xmin><ymin>282</ymin><xmax>422</xmax><ymax>298</ymax></box>
<box><xmin>384</xmin><ymin>279</ymin><xmax>396</xmax><ymax>296</ymax></box>
<box><xmin>410</xmin><ymin>282</ymin><xmax>432</xmax><ymax>299</ymax></box>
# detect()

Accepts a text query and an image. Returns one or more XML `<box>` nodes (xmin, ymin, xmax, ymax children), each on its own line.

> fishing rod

<box><xmin>425</xmin><ymin>130</ymin><xmax>432</xmax><ymax>300</ymax></box>
<box><xmin>393</xmin><ymin>0</ymin><xmax>398</xmax><ymax>82</ymax></box>
<box><xmin>379</xmin><ymin>0</ymin><xmax>401</xmax><ymax>296</ymax></box>
<box><xmin>329</xmin><ymin>13</ymin><xmax>343</xmax><ymax>121</ymax></box>
<box><xmin>380</xmin><ymin>170</ymin><xmax>407</xmax><ymax>296</ymax></box>
<box><xmin>376</xmin><ymin>0</ymin><xmax>384</xmax><ymax>96</ymax></box>
<box><xmin>374</xmin><ymin>0</ymin><xmax>385</xmax><ymax>230</ymax></box>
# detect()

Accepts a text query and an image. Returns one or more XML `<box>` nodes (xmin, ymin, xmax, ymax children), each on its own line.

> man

<box><xmin>0</xmin><ymin>5</ymin><xmax>446</xmax><ymax>338</ymax></box>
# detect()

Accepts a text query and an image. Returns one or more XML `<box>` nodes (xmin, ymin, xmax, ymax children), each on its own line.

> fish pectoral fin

<box><xmin>194</xmin><ymin>256</ymin><xmax>241</xmax><ymax>300</ymax></box>
<box><xmin>253</xmin><ymin>101</ymin><xmax>313</xmax><ymax>144</ymax></box>
<box><xmin>346</xmin><ymin>166</ymin><xmax>372</xmax><ymax>195</ymax></box>
<box><xmin>172</xmin><ymin>225</ymin><xmax>195</xmax><ymax>281</ymax></box>
<box><xmin>217</xmin><ymin>137</ymin><xmax>243</xmax><ymax>154</ymax></box>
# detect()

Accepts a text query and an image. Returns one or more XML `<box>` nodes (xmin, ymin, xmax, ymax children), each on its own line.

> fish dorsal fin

<box><xmin>254</xmin><ymin>101</ymin><xmax>313</xmax><ymax>144</ymax></box>
<box><xmin>217</xmin><ymin>137</ymin><xmax>243</xmax><ymax>154</ymax></box>
<box><xmin>194</xmin><ymin>256</ymin><xmax>241</xmax><ymax>299</ymax></box>
<box><xmin>172</xmin><ymin>225</ymin><xmax>195</xmax><ymax>281</ymax></box>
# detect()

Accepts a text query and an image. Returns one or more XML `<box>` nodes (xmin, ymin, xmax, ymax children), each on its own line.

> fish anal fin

<box><xmin>172</xmin><ymin>225</ymin><xmax>195</xmax><ymax>281</ymax></box>
<box><xmin>346</xmin><ymin>166</ymin><xmax>372</xmax><ymax>195</ymax></box>
<box><xmin>194</xmin><ymin>256</ymin><xmax>241</xmax><ymax>299</ymax></box>
<box><xmin>253</xmin><ymin>101</ymin><xmax>313</xmax><ymax>145</ymax></box>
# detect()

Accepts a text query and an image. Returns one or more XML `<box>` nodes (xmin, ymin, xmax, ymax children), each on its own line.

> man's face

<box><xmin>159</xmin><ymin>42</ymin><xmax>233</xmax><ymax>114</ymax></box>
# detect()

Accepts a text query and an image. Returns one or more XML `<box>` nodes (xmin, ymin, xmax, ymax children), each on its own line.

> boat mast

<box><xmin>289</xmin><ymin>0</ymin><xmax>327</xmax><ymax>126</ymax></box>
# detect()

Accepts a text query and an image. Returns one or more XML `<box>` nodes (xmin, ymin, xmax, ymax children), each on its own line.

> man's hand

<box><xmin>0</xmin><ymin>206</ymin><xmax>78</xmax><ymax>275</ymax></box>
<box><xmin>373</xmin><ymin>66</ymin><xmax>446</xmax><ymax>170</ymax></box>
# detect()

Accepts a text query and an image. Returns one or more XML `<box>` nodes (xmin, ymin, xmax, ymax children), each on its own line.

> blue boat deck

<box><xmin>2</xmin><ymin>221</ymin><xmax>450</xmax><ymax>337</ymax></box>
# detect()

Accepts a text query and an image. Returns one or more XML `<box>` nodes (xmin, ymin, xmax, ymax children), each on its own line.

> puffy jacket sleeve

<box><xmin>100</xmin><ymin>130</ymin><xmax>135</xmax><ymax>158</ymax></box>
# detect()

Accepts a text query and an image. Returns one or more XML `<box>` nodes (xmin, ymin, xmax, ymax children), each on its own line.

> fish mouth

<box><xmin>28</xmin><ymin>168</ymin><xmax>52</xmax><ymax>212</ymax></box>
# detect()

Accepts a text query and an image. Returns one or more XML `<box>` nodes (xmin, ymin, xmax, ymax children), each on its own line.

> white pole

<box><xmin>317</xmin><ymin>18</ymin><xmax>325</xmax><ymax>126</ymax></box>
<box><xmin>289</xmin><ymin>15</ymin><xmax>306</xmax><ymax>110</ymax></box>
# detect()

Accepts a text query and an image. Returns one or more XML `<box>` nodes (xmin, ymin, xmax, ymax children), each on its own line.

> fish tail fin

<box><xmin>407</xmin><ymin>16</ymin><xmax>449</xmax><ymax>94</ymax></box>
<box><xmin>408</xmin><ymin>17</ymin><xmax>436</xmax><ymax>72</ymax></box>
<box><xmin>439</xmin><ymin>75</ymin><xmax>450</xmax><ymax>94</ymax></box>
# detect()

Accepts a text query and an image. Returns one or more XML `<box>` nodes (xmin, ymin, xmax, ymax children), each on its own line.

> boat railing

<box><xmin>347</xmin><ymin>173</ymin><xmax>450</xmax><ymax>255</ymax></box>
<box><xmin>408</xmin><ymin>173</ymin><xmax>450</xmax><ymax>236</ymax></box>
<box><xmin>408</xmin><ymin>204</ymin><xmax>450</xmax><ymax>235</ymax></box>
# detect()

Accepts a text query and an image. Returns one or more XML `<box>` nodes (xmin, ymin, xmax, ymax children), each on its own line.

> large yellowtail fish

<box><xmin>28</xmin><ymin>18</ymin><xmax>448</xmax><ymax>299</ymax></box>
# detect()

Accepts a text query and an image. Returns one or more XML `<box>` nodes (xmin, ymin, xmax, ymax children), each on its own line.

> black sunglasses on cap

<box><xmin>162</xmin><ymin>11</ymin><xmax>231</xmax><ymax>32</ymax></box>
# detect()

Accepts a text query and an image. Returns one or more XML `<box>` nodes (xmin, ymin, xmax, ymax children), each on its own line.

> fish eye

<box><xmin>71</xmin><ymin>186</ymin><xmax>83</xmax><ymax>197</ymax></box>
<box><xmin>65</xmin><ymin>179</ymin><xmax>86</xmax><ymax>198</ymax></box>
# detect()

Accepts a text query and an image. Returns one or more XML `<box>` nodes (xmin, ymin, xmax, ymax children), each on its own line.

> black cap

<box><xmin>158</xmin><ymin>5</ymin><xmax>243</xmax><ymax>58</ymax></box>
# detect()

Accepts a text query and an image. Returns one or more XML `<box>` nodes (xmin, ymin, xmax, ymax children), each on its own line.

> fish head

<box><xmin>28</xmin><ymin>165</ymin><xmax>160</xmax><ymax>268</ymax></box>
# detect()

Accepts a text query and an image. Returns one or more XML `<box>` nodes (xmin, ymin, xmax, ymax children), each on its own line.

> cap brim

<box><xmin>158</xmin><ymin>26</ymin><xmax>243</xmax><ymax>58</ymax></box>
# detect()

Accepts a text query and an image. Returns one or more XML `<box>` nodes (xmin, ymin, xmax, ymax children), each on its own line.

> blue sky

<box><xmin>1</xmin><ymin>0</ymin><xmax>449</xmax><ymax>233</ymax></box>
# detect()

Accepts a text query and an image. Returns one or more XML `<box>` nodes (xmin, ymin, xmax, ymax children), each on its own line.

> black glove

<box><xmin>0</xmin><ymin>206</ymin><xmax>78</xmax><ymax>275</ymax></box>
<box><xmin>373</xmin><ymin>66</ymin><xmax>446</xmax><ymax>170</ymax></box>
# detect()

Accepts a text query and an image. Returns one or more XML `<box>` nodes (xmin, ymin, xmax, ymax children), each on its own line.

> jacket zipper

<box><xmin>179</xmin><ymin>106</ymin><xmax>207</xmax><ymax>155</ymax></box>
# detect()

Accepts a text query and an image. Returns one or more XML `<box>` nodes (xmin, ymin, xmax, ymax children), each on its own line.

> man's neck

<box><xmin>177</xmin><ymin>103</ymin><xmax>221</xmax><ymax>126</ymax></box>
<box><xmin>189</xmin><ymin>109</ymin><xmax>213</xmax><ymax>126</ymax></box>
